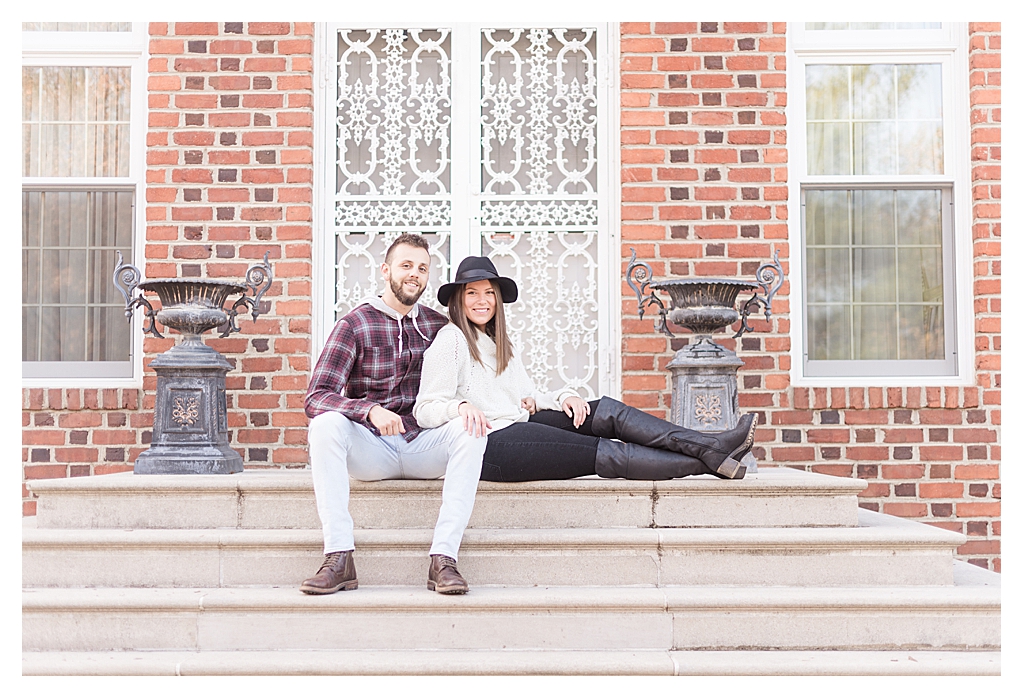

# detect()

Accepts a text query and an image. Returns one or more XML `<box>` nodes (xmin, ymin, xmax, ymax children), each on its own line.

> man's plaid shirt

<box><xmin>305</xmin><ymin>300</ymin><xmax>449</xmax><ymax>442</ymax></box>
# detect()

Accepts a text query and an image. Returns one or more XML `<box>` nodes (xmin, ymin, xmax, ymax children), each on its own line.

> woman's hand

<box><xmin>458</xmin><ymin>401</ymin><xmax>492</xmax><ymax>438</ymax></box>
<box><xmin>561</xmin><ymin>396</ymin><xmax>590</xmax><ymax>429</ymax></box>
<box><xmin>521</xmin><ymin>397</ymin><xmax>537</xmax><ymax>415</ymax></box>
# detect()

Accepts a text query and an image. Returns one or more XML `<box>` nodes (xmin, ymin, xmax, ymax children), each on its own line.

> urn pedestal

<box><xmin>113</xmin><ymin>254</ymin><xmax>272</xmax><ymax>475</ymax></box>
<box><xmin>135</xmin><ymin>341</ymin><xmax>241</xmax><ymax>475</ymax></box>
<box><xmin>667</xmin><ymin>340</ymin><xmax>757</xmax><ymax>473</ymax></box>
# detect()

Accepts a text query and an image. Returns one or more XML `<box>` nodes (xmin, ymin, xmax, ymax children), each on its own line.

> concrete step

<box><xmin>28</xmin><ymin>467</ymin><xmax>865</xmax><ymax>530</ymax></box>
<box><xmin>22</xmin><ymin>562</ymin><xmax>999</xmax><ymax>653</ymax></box>
<box><xmin>20</xmin><ymin>649</ymin><xmax>1001</xmax><ymax>676</ymax></box>
<box><xmin>22</xmin><ymin>509</ymin><xmax>965</xmax><ymax>588</ymax></box>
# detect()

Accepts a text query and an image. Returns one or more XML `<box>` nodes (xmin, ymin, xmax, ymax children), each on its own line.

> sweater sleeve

<box><xmin>413</xmin><ymin>326</ymin><xmax>467</xmax><ymax>428</ymax></box>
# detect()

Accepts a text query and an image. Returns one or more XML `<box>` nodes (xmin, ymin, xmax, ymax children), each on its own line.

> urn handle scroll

<box><xmin>113</xmin><ymin>251</ymin><xmax>164</xmax><ymax>338</ymax></box>
<box><xmin>733</xmin><ymin>250</ymin><xmax>784</xmax><ymax>339</ymax></box>
<box><xmin>625</xmin><ymin>249</ymin><xmax>674</xmax><ymax>338</ymax></box>
<box><xmin>220</xmin><ymin>252</ymin><xmax>274</xmax><ymax>338</ymax></box>
<box><xmin>111</xmin><ymin>251</ymin><xmax>274</xmax><ymax>338</ymax></box>
<box><xmin>625</xmin><ymin>247</ymin><xmax>784</xmax><ymax>340</ymax></box>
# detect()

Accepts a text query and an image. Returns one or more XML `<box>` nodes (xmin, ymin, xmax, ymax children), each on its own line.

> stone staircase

<box><xmin>22</xmin><ymin>467</ymin><xmax>1000</xmax><ymax>675</ymax></box>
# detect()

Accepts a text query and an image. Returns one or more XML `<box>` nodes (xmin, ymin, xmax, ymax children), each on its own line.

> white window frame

<box><xmin>312</xmin><ymin>22</ymin><xmax>622</xmax><ymax>398</ymax></box>
<box><xmin>21</xmin><ymin>24</ymin><xmax>148</xmax><ymax>388</ymax></box>
<box><xmin>787</xmin><ymin>22</ymin><xmax>974</xmax><ymax>386</ymax></box>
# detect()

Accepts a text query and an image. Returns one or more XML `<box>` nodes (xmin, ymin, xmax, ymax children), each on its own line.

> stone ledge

<box><xmin>21</xmin><ymin>649</ymin><xmax>1001</xmax><ymax>676</ymax></box>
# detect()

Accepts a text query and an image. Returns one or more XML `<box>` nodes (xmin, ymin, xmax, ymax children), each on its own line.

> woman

<box><xmin>413</xmin><ymin>256</ymin><xmax>757</xmax><ymax>482</ymax></box>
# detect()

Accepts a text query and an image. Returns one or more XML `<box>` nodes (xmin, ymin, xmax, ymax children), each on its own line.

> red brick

<box><xmin>844</xmin><ymin>410</ymin><xmax>889</xmax><ymax>425</ymax></box>
<box><xmin>53</xmin><ymin>448</ymin><xmax>99</xmax><ymax>462</ymax></box>
<box><xmin>25</xmin><ymin>465</ymin><xmax>68</xmax><ymax>480</ymax></box>
<box><xmin>954</xmin><ymin>464</ymin><xmax>1000</xmax><ymax>479</ymax></box>
<box><xmin>211</xmin><ymin>40</ymin><xmax>253</xmax><ymax>54</ymax></box>
<box><xmin>882</xmin><ymin>429</ymin><xmax>923</xmax><ymax>443</ymax></box>
<box><xmin>919</xmin><ymin>482</ymin><xmax>964</xmax><ymax>499</ymax></box>
<box><xmin>249</xmin><ymin>22</ymin><xmax>292</xmax><ymax>35</ymax></box>
<box><xmin>956</xmin><ymin>502</ymin><xmax>1000</xmax><ymax>517</ymax></box>
<box><xmin>174</xmin><ymin>22</ymin><xmax>219</xmax><ymax>35</ymax></box>
<box><xmin>771</xmin><ymin>446</ymin><xmax>814</xmax><ymax>461</ymax></box>
<box><xmin>879</xmin><ymin>462</ymin><xmax>928</xmax><ymax>478</ymax></box>
<box><xmin>883</xmin><ymin>502</ymin><xmax>927</xmax><ymax>517</ymax></box>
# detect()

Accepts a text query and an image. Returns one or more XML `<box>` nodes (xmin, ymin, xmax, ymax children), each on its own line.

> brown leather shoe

<box><xmin>300</xmin><ymin>550</ymin><xmax>358</xmax><ymax>594</ymax></box>
<box><xmin>427</xmin><ymin>555</ymin><xmax>469</xmax><ymax>594</ymax></box>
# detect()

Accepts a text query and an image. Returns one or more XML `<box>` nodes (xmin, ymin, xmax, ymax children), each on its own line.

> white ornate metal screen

<box><xmin>324</xmin><ymin>24</ymin><xmax>614</xmax><ymax>398</ymax></box>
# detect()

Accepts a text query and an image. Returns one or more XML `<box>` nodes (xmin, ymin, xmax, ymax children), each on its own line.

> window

<box><xmin>789</xmin><ymin>24</ymin><xmax>971</xmax><ymax>382</ymax></box>
<box><xmin>22</xmin><ymin>25</ymin><xmax>146</xmax><ymax>385</ymax></box>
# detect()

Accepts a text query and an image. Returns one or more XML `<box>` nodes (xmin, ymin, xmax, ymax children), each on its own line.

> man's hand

<box><xmin>458</xmin><ymin>401</ymin><xmax>492</xmax><ymax>438</ymax></box>
<box><xmin>521</xmin><ymin>397</ymin><xmax>537</xmax><ymax>415</ymax></box>
<box><xmin>368</xmin><ymin>405</ymin><xmax>406</xmax><ymax>436</ymax></box>
<box><xmin>562</xmin><ymin>396</ymin><xmax>590</xmax><ymax>429</ymax></box>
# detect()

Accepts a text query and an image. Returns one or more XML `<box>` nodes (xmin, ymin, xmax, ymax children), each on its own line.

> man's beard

<box><xmin>390</xmin><ymin>275</ymin><xmax>426</xmax><ymax>306</ymax></box>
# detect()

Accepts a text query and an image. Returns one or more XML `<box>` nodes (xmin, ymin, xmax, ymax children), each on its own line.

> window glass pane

<box><xmin>23</xmin><ymin>306</ymin><xmax>40</xmax><ymax>363</ymax></box>
<box><xmin>808</xmin><ymin>305</ymin><xmax>851</xmax><ymax>360</ymax></box>
<box><xmin>22</xmin><ymin>66</ymin><xmax>131</xmax><ymax>177</ymax></box>
<box><xmin>88</xmin><ymin>307</ymin><xmax>130</xmax><ymax>361</ymax></box>
<box><xmin>896</xmin><ymin>190</ymin><xmax>941</xmax><ymax>245</ymax></box>
<box><xmin>806</xmin><ymin>248</ymin><xmax>849</xmax><ymax>303</ymax></box>
<box><xmin>23</xmin><ymin>22</ymin><xmax>132</xmax><ymax>31</ymax></box>
<box><xmin>851</xmin><ymin>189</ymin><xmax>895</xmax><ymax>245</ymax></box>
<box><xmin>852</xmin><ymin>248</ymin><xmax>896</xmax><ymax>302</ymax></box>
<box><xmin>805</xmin><ymin>190</ymin><xmax>850</xmax><ymax>245</ymax></box>
<box><xmin>853</xmin><ymin>305</ymin><xmax>898</xmax><ymax>359</ymax></box>
<box><xmin>806</xmin><ymin>63</ymin><xmax>942</xmax><ymax>175</ymax></box>
<box><xmin>40</xmin><ymin>306</ymin><xmax>87</xmax><ymax>361</ymax></box>
<box><xmin>805</xmin><ymin>188</ymin><xmax>945</xmax><ymax>362</ymax></box>
<box><xmin>22</xmin><ymin>190</ymin><xmax>134</xmax><ymax>363</ymax></box>
<box><xmin>23</xmin><ymin>249</ymin><xmax>40</xmax><ymax>306</ymax></box>
<box><xmin>899</xmin><ymin>305</ymin><xmax>944</xmax><ymax>360</ymax></box>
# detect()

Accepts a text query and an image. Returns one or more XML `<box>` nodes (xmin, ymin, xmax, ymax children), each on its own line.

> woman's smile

<box><xmin>463</xmin><ymin>279</ymin><xmax>497</xmax><ymax>327</ymax></box>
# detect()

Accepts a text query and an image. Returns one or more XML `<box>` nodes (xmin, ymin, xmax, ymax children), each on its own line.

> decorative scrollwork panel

<box><xmin>336</xmin><ymin>29</ymin><xmax>452</xmax><ymax>197</ymax></box>
<box><xmin>480</xmin><ymin>28</ymin><xmax>597</xmax><ymax>196</ymax></box>
<box><xmin>334</xmin><ymin>231</ymin><xmax>450</xmax><ymax>320</ymax></box>
<box><xmin>483</xmin><ymin>230</ymin><xmax>599</xmax><ymax>399</ymax></box>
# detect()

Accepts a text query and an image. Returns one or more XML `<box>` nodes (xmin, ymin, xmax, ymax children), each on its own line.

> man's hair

<box><xmin>384</xmin><ymin>233</ymin><xmax>431</xmax><ymax>265</ymax></box>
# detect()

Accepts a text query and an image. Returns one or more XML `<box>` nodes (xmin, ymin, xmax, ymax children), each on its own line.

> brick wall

<box><xmin>21</xmin><ymin>21</ymin><xmax>1001</xmax><ymax>572</ymax></box>
<box><xmin>619</xmin><ymin>22</ymin><xmax>1001</xmax><ymax>570</ymax></box>
<box><xmin>21</xmin><ymin>21</ymin><xmax>316</xmax><ymax>515</ymax></box>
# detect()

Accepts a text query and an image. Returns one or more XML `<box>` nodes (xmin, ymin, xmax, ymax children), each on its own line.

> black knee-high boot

<box><xmin>594</xmin><ymin>439</ymin><xmax>708</xmax><ymax>480</ymax></box>
<box><xmin>590</xmin><ymin>397</ymin><xmax>757</xmax><ymax>480</ymax></box>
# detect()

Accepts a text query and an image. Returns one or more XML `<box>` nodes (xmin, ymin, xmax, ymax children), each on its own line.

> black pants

<box><xmin>481</xmin><ymin>400</ymin><xmax>604</xmax><ymax>482</ymax></box>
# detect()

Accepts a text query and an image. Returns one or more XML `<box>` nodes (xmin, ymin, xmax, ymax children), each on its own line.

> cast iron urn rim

<box><xmin>626</xmin><ymin>248</ymin><xmax>784</xmax><ymax>340</ymax></box>
<box><xmin>113</xmin><ymin>251</ymin><xmax>273</xmax><ymax>339</ymax></box>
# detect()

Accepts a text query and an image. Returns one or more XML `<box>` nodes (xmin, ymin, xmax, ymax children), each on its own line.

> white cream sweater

<box><xmin>413</xmin><ymin>324</ymin><xmax>579</xmax><ymax>431</ymax></box>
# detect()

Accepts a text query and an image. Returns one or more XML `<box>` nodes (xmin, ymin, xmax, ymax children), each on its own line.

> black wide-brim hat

<box><xmin>437</xmin><ymin>256</ymin><xmax>518</xmax><ymax>307</ymax></box>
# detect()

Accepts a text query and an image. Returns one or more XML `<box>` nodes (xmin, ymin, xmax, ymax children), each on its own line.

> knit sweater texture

<box><xmin>414</xmin><ymin>324</ymin><xmax>579</xmax><ymax>431</ymax></box>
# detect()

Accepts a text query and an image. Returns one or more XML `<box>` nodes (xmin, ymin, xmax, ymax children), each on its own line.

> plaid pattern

<box><xmin>305</xmin><ymin>302</ymin><xmax>449</xmax><ymax>442</ymax></box>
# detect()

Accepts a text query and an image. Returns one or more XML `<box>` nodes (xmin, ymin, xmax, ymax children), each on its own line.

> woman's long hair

<box><xmin>447</xmin><ymin>281</ymin><xmax>514</xmax><ymax>375</ymax></box>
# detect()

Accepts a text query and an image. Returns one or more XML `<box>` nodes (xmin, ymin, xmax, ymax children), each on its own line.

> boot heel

<box><xmin>714</xmin><ymin>457</ymin><xmax>746</xmax><ymax>479</ymax></box>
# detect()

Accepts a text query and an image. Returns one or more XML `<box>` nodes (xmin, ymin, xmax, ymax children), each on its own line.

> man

<box><xmin>302</xmin><ymin>233</ymin><xmax>486</xmax><ymax>595</ymax></box>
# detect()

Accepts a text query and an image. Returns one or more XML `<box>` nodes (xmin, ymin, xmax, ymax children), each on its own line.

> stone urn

<box><xmin>113</xmin><ymin>253</ymin><xmax>273</xmax><ymax>474</ymax></box>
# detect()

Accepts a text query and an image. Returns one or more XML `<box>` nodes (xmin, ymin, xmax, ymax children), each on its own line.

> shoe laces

<box><xmin>319</xmin><ymin>551</ymin><xmax>345</xmax><ymax>572</ymax></box>
<box><xmin>434</xmin><ymin>555</ymin><xmax>458</xmax><ymax>570</ymax></box>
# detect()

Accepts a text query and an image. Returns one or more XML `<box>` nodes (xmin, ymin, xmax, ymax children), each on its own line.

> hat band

<box><xmin>454</xmin><ymin>268</ymin><xmax>498</xmax><ymax>283</ymax></box>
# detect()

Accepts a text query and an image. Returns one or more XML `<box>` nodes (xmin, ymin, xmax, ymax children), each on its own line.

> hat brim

<box><xmin>437</xmin><ymin>276</ymin><xmax>518</xmax><ymax>306</ymax></box>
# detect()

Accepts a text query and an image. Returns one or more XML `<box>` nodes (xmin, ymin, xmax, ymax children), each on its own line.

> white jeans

<box><xmin>307</xmin><ymin>412</ymin><xmax>486</xmax><ymax>560</ymax></box>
